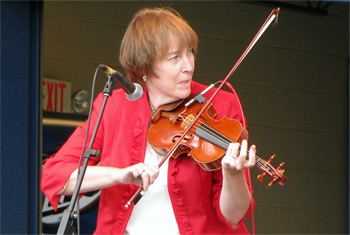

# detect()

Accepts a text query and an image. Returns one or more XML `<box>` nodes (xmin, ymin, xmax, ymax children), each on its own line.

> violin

<box><xmin>148</xmin><ymin>95</ymin><xmax>287</xmax><ymax>187</ymax></box>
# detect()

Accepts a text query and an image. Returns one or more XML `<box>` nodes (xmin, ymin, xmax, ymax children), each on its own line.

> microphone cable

<box><xmin>74</xmin><ymin>65</ymin><xmax>101</xmax><ymax>234</ymax></box>
<box><xmin>219</xmin><ymin>80</ymin><xmax>255</xmax><ymax>235</ymax></box>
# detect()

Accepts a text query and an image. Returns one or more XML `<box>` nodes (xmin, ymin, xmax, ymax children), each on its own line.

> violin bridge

<box><xmin>181</xmin><ymin>114</ymin><xmax>195</xmax><ymax>129</ymax></box>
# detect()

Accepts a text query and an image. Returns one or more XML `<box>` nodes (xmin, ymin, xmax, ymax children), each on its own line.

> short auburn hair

<box><xmin>119</xmin><ymin>7</ymin><xmax>198</xmax><ymax>83</ymax></box>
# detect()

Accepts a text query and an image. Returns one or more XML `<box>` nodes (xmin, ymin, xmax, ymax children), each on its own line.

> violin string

<box><xmin>199</xmin><ymin>122</ymin><xmax>233</xmax><ymax>146</ymax></box>
<box><xmin>195</xmin><ymin>122</ymin><xmax>274</xmax><ymax>174</ymax></box>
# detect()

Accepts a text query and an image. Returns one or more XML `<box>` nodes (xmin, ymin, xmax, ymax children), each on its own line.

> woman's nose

<box><xmin>182</xmin><ymin>54</ymin><xmax>194</xmax><ymax>73</ymax></box>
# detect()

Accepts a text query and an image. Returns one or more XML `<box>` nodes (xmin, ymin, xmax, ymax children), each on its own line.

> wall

<box><xmin>43</xmin><ymin>1</ymin><xmax>349</xmax><ymax>233</ymax></box>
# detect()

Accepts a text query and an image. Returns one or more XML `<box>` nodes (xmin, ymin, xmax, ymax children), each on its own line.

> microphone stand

<box><xmin>57</xmin><ymin>78</ymin><xmax>115</xmax><ymax>235</ymax></box>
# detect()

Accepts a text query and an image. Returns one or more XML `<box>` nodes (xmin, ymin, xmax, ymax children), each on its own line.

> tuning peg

<box><xmin>267</xmin><ymin>177</ymin><xmax>279</xmax><ymax>188</ymax></box>
<box><xmin>277</xmin><ymin>162</ymin><xmax>285</xmax><ymax>169</ymax></box>
<box><xmin>267</xmin><ymin>154</ymin><xmax>276</xmax><ymax>163</ymax></box>
<box><xmin>257</xmin><ymin>172</ymin><xmax>266</xmax><ymax>182</ymax></box>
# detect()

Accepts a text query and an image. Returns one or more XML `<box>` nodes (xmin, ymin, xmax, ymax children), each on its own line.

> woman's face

<box><xmin>146</xmin><ymin>38</ymin><xmax>195</xmax><ymax>108</ymax></box>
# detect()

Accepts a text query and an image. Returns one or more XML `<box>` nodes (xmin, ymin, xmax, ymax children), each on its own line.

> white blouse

<box><xmin>125</xmin><ymin>143</ymin><xmax>179</xmax><ymax>235</ymax></box>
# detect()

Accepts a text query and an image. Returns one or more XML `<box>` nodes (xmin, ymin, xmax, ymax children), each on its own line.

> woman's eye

<box><xmin>169</xmin><ymin>55</ymin><xmax>179</xmax><ymax>61</ymax></box>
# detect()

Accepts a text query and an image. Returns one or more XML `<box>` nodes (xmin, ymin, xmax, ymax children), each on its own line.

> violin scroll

<box><xmin>256</xmin><ymin>154</ymin><xmax>287</xmax><ymax>188</ymax></box>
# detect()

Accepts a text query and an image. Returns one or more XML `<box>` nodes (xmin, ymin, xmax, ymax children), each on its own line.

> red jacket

<box><xmin>41</xmin><ymin>81</ymin><xmax>254</xmax><ymax>234</ymax></box>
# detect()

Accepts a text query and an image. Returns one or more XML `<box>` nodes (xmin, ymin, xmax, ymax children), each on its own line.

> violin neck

<box><xmin>195</xmin><ymin>121</ymin><xmax>269</xmax><ymax>168</ymax></box>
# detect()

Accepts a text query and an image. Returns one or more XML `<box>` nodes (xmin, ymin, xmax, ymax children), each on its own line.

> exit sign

<box><xmin>43</xmin><ymin>78</ymin><xmax>71</xmax><ymax>113</ymax></box>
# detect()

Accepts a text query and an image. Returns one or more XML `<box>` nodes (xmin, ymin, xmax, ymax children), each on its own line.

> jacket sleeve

<box><xmin>41</xmin><ymin>93</ymin><xmax>105</xmax><ymax>210</ymax></box>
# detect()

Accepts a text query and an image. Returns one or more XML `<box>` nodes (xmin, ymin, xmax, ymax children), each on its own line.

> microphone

<box><xmin>99</xmin><ymin>64</ymin><xmax>143</xmax><ymax>101</ymax></box>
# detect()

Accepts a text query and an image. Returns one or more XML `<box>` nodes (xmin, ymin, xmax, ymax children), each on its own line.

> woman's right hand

<box><xmin>114</xmin><ymin>163</ymin><xmax>160</xmax><ymax>191</ymax></box>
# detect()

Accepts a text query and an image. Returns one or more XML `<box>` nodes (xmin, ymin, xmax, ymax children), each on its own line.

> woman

<box><xmin>42</xmin><ymin>7</ymin><xmax>256</xmax><ymax>234</ymax></box>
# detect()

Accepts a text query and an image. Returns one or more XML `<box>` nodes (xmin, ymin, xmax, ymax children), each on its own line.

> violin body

<box><xmin>148</xmin><ymin>97</ymin><xmax>248</xmax><ymax>171</ymax></box>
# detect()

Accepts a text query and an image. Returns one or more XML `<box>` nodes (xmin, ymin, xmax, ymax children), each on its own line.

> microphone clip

<box><xmin>103</xmin><ymin>76</ymin><xmax>115</xmax><ymax>97</ymax></box>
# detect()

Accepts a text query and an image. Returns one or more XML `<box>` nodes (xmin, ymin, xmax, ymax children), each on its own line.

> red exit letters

<box><xmin>43</xmin><ymin>78</ymin><xmax>71</xmax><ymax>113</ymax></box>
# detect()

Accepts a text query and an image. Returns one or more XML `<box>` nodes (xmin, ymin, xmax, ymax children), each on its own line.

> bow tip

<box><xmin>273</xmin><ymin>7</ymin><xmax>280</xmax><ymax>16</ymax></box>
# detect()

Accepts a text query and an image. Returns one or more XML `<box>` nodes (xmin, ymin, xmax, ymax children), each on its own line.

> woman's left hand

<box><xmin>221</xmin><ymin>139</ymin><xmax>256</xmax><ymax>175</ymax></box>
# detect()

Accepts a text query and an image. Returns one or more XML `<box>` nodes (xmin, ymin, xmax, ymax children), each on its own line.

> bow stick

<box><xmin>125</xmin><ymin>7</ymin><xmax>280</xmax><ymax>207</ymax></box>
<box><xmin>206</xmin><ymin>7</ymin><xmax>279</xmax><ymax>108</ymax></box>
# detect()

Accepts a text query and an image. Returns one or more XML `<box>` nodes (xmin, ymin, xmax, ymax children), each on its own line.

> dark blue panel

<box><xmin>0</xmin><ymin>1</ymin><xmax>41</xmax><ymax>234</ymax></box>
<box><xmin>28</xmin><ymin>2</ymin><xmax>42</xmax><ymax>234</ymax></box>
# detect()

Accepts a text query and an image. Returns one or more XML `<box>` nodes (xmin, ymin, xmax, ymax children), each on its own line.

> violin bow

<box><xmin>126</xmin><ymin>8</ymin><xmax>280</xmax><ymax>207</ymax></box>
<box><xmin>205</xmin><ymin>7</ymin><xmax>280</xmax><ymax>107</ymax></box>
